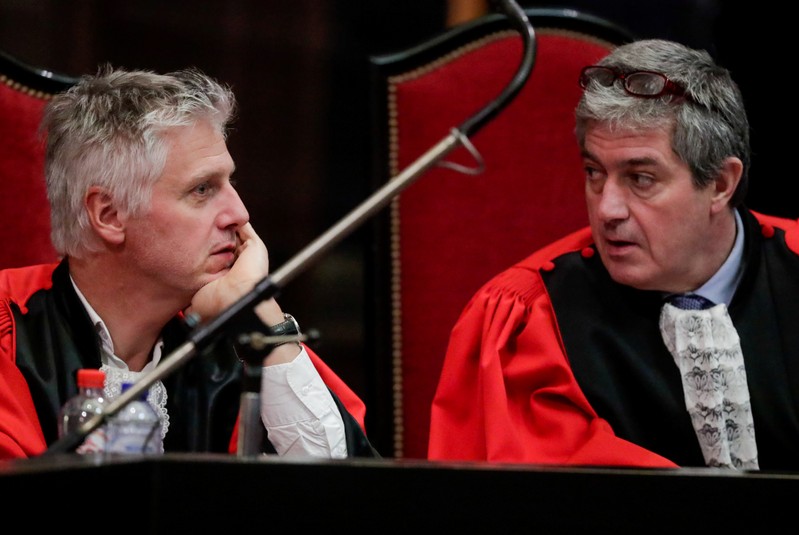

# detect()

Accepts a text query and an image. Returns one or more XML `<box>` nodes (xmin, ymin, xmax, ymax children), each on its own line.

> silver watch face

<box><xmin>283</xmin><ymin>313</ymin><xmax>301</xmax><ymax>334</ymax></box>
<box><xmin>274</xmin><ymin>313</ymin><xmax>300</xmax><ymax>336</ymax></box>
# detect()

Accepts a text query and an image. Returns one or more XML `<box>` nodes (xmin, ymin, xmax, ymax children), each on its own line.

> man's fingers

<box><xmin>236</xmin><ymin>222</ymin><xmax>254</xmax><ymax>243</ymax></box>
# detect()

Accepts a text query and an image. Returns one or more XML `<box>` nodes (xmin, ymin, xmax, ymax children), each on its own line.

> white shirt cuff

<box><xmin>260</xmin><ymin>347</ymin><xmax>347</xmax><ymax>458</ymax></box>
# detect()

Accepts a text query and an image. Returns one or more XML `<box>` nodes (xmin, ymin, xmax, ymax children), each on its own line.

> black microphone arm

<box><xmin>43</xmin><ymin>0</ymin><xmax>537</xmax><ymax>457</ymax></box>
<box><xmin>462</xmin><ymin>0</ymin><xmax>536</xmax><ymax>137</ymax></box>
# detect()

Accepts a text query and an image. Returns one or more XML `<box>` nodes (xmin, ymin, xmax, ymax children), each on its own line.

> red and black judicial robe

<box><xmin>0</xmin><ymin>260</ymin><xmax>377</xmax><ymax>459</ymax></box>
<box><xmin>429</xmin><ymin>208</ymin><xmax>799</xmax><ymax>470</ymax></box>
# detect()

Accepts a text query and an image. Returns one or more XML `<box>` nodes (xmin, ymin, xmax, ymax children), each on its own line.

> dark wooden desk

<box><xmin>2</xmin><ymin>454</ymin><xmax>796</xmax><ymax>532</ymax></box>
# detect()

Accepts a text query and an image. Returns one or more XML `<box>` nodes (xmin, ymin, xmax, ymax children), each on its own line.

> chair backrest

<box><xmin>0</xmin><ymin>51</ymin><xmax>77</xmax><ymax>269</ymax></box>
<box><xmin>366</xmin><ymin>8</ymin><xmax>635</xmax><ymax>459</ymax></box>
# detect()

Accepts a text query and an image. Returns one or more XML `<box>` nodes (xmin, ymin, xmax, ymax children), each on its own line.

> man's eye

<box><xmin>631</xmin><ymin>174</ymin><xmax>655</xmax><ymax>188</ymax></box>
<box><xmin>194</xmin><ymin>183</ymin><xmax>211</xmax><ymax>195</ymax></box>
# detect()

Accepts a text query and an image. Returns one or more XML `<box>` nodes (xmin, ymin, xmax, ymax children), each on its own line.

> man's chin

<box><xmin>606</xmin><ymin>264</ymin><xmax>657</xmax><ymax>291</ymax></box>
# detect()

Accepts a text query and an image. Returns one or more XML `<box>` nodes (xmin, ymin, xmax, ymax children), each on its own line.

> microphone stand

<box><xmin>43</xmin><ymin>0</ymin><xmax>536</xmax><ymax>457</ymax></box>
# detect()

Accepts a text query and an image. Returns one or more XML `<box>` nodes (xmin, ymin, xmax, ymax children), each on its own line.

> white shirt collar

<box><xmin>69</xmin><ymin>276</ymin><xmax>163</xmax><ymax>372</ymax></box>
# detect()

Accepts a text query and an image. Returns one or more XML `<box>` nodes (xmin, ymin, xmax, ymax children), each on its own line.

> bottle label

<box><xmin>77</xmin><ymin>428</ymin><xmax>109</xmax><ymax>454</ymax></box>
<box><xmin>106</xmin><ymin>423</ymin><xmax>162</xmax><ymax>454</ymax></box>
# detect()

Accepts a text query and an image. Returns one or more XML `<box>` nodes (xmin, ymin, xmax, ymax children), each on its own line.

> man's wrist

<box><xmin>233</xmin><ymin>312</ymin><xmax>302</xmax><ymax>364</ymax></box>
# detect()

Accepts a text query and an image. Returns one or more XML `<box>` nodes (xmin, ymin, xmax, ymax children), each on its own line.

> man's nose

<box><xmin>221</xmin><ymin>183</ymin><xmax>250</xmax><ymax>227</ymax></box>
<box><xmin>595</xmin><ymin>178</ymin><xmax>629</xmax><ymax>222</ymax></box>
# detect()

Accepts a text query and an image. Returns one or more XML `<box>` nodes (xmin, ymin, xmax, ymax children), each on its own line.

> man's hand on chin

<box><xmin>187</xmin><ymin>222</ymin><xmax>270</xmax><ymax>322</ymax></box>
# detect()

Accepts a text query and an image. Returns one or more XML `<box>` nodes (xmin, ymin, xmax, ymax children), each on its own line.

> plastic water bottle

<box><xmin>105</xmin><ymin>381</ymin><xmax>163</xmax><ymax>455</ymax></box>
<box><xmin>58</xmin><ymin>368</ymin><xmax>108</xmax><ymax>454</ymax></box>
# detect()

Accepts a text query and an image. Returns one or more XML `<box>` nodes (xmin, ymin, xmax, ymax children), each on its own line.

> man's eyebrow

<box><xmin>625</xmin><ymin>156</ymin><xmax>659</xmax><ymax>167</ymax></box>
<box><xmin>580</xmin><ymin>150</ymin><xmax>660</xmax><ymax>168</ymax></box>
<box><xmin>193</xmin><ymin>163</ymin><xmax>236</xmax><ymax>183</ymax></box>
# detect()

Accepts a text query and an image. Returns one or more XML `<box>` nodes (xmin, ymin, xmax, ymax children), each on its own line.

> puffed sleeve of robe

<box><xmin>427</xmin><ymin>265</ymin><xmax>678</xmax><ymax>468</ymax></box>
<box><xmin>0</xmin><ymin>266</ymin><xmax>57</xmax><ymax>459</ymax></box>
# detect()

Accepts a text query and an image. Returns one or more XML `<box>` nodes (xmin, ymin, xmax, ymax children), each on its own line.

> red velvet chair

<box><xmin>366</xmin><ymin>8</ymin><xmax>635</xmax><ymax>458</ymax></box>
<box><xmin>0</xmin><ymin>51</ymin><xmax>76</xmax><ymax>269</ymax></box>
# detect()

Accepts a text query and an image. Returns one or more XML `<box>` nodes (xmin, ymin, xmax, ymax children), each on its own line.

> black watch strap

<box><xmin>233</xmin><ymin>312</ymin><xmax>301</xmax><ymax>364</ymax></box>
<box><xmin>268</xmin><ymin>313</ymin><xmax>301</xmax><ymax>342</ymax></box>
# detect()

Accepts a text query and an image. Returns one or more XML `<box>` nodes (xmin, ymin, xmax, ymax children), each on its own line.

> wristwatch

<box><xmin>233</xmin><ymin>312</ymin><xmax>302</xmax><ymax>364</ymax></box>
<box><xmin>267</xmin><ymin>313</ymin><xmax>301</xmax><ymax>346</ymax></box>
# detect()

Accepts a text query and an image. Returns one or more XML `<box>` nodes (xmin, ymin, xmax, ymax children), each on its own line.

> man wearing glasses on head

<box><xmin>428</xmin><ymin>39</ymin><xmax>799</xmax><ymax>471</ymax></box>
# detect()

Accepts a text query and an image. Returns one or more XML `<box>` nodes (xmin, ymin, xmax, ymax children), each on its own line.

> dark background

<box><xmin>0</xmin><ymin>1</ymin><xmax>790</xmax><ymax>457</ymax></box>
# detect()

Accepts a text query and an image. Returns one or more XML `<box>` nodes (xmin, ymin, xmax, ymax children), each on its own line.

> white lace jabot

<box><xmin>659</xmin><ymin>302</ymin><xmax>758</xmax><ymax>469</ymax></box>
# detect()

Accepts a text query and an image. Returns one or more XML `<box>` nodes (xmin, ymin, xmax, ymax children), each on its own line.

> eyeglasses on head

<box><xmin>579</xmin><ymin>65</ymin><xmax>689</xmax><ymax>100</ymax></box>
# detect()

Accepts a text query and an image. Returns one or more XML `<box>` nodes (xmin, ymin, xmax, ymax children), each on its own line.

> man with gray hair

<box><xmin>0</xmin><ymin>65</ymin><xmax>376</xmax><ymax>459</ymax></box>
<box><xmin>429</xmin><ymin>39</ymin><xmax>799</xmax><ymax>471</ymax></box>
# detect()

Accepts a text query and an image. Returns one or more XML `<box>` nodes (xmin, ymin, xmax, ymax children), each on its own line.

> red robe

<box><xmin>429</xmin><ymin>209</ymin><xmax>799</xmax><ymax>469</ymax></box>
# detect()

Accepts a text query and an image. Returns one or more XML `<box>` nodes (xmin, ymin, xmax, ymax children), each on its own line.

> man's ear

<box><xmin>709</xmin><ymin>156</ymin><xmax>743</xmax><ymax>215</ymax></box>
<box><xmin>85</xmin><ymin>186</ymin><xmax>125</xmax><ymax>245</ymax></box>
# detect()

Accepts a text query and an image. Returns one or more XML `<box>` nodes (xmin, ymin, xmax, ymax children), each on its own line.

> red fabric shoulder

<box><xmin>517</xmin><ymin>226</ymin><xmax>594</xmax><ymax>269</ymax></box>
<box><xmin>459</xmin><ymin>226</ymin><xmax>593</xmax><ymax>310</ymax></box>
<box><xmin>0</xmin><ymin>263</ymin><xmax>58</xmax><ymax>313</ymax></box>
<box><xmin>751</xmin><ymin>210</ymin><xmax>799</xmax><ymax>255</ymax></box>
